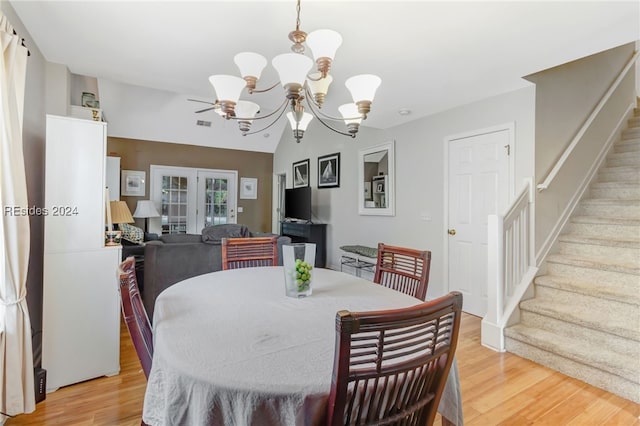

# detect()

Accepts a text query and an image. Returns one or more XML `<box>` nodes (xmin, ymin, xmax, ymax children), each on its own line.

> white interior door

<box><xmin>447</xmin><ymin>128</ymin><xmax>510</xmax><ymax>316</ymax></box>
<box><xmin>197</xmin><ymin>170</ymin><xmax>238</xmax><ymax>229</ymax></box>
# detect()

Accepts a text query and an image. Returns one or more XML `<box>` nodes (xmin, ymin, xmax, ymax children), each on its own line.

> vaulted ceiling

<box><xmin>11</xmin><ymin>1</ymin><xmax>639</xmax><ymax>152</ymax></box>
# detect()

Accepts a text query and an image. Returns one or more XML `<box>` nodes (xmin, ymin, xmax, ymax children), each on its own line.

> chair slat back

<box><xmin>118</xmin><ymin>257</ymin><xmax>153</xmax><ymax>379</ymax></box>
<box><xmin>327</xmin><ymin>292</ymin><xmax>463</xmax><ymax>426</ymax></box>
<box><xmin>373</xmin><ymin>243</ymin><xmax>431</xmax><ymax>301</ymax></box>
<box><xmin>221</xmin><ymin>236</ymin><xmax>279</xmax><ymax>270</ymax></box>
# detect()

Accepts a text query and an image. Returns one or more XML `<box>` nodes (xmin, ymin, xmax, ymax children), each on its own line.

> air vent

<box><xmin>196</xmin><ymin>120</ymin><xmax>212</xmax><ymax>127</ymax></box>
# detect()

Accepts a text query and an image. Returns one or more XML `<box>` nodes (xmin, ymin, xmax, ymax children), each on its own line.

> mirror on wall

<box><xmin>358</xmin><ymin>140</ymin><xmax>395</xmax><ymax>216</ymax></box>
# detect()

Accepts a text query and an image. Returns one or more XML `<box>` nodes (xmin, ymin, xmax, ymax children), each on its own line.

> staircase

<box><xmin>505</xmin><ymin>103</ymin><xmax>640</xmax><ymax>403</ymax></box>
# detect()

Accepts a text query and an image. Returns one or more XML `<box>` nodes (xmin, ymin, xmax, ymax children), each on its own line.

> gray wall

<box><xmin>1</xmin><ymin>1</ymin><xmax>47</xmax><ymax>366</ymax></box>
<box><xmin>274</xmin><ymin>86</ymin><xmax>536</xmax><ymax>298</ymax></box>
<box><xmin>526</xmin><ymin>43</ymin><xmax>637</xmax><ymax>255</ymax></box>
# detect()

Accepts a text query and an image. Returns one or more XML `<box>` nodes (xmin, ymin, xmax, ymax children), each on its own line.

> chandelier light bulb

<box><xmin>345</xmin><ymin>74</ymin><xmax>382</xmax><ymax>102</ymax></box>
<box><xmin>234</xmin><ymin>52</ymin><xmax>267</xmax><ymax>92</ymax></box>
<box><xmin>272</xmin><ymin>54</ymin><xmax>313</xmax><ymax>85</ymax></box>
<box><xmin>286</xmin><ymin>111</ymin><xmax>314</xmax><ymax>131</ymax></box>
<box><xmin>345</xmin><ymin>74</ymin><xmax>381</xmax><ymax>119</ymax></box>
<box><xmin>235</xmin><ymin>100</ymin><xmax>261</xmax><ymax>135</ymax></box>
<box><xmin>208</xmin><ymin>75</ymin><xmax>247</xmax><ymax>116</ymax></box>
<box><xmin>338</xmin><ymin>103</ymin><xmax>362</xmax><ymax>125</ymax></box>
<box><xmin>287</xmin><ymin>111</ymin><xmax>313</xmax><ymax>143</ymax></box>
<box><xmin>339</xmin><ymin>103</ymin><xmax>362</xmax><ymax>136</ymax></box>
<box><xmin>235</xmin><ymin>100</ymin><xmax>260</xmax><ymax>120</ymax></box>
<box><xmin>306</xmin><ymin>73</ymin><xmax>333</xmax><ymax>107</ymax></box>
<box><xmin>306</xmin><ymin>29</ymin><xmax>342</xmax><ymax>76</ymax></box>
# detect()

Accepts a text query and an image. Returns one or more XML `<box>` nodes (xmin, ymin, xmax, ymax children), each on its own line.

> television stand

<box><xmin>280</xmin><ymin>221</ymin><xmax>326</xmax><ymax>268</ymax></box>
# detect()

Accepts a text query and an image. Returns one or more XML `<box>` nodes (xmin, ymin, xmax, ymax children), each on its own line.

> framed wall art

<box><xmin>292</xmin><ymin>159</ymin><xmax>310</xmax><ymax>188</ymax></box>
<box><xmin>240</xmin><ymin>177</ymin><xmax>258</xmax><ymax>199</ymax></box>
<box><xmin>121</xmin><ymin>170</ymin><xmax>146</xmax><ymax>197</ymax></box>
<box><xmin>317</xmin><ymin>152</ymin><xmax>340</xmax><ymax>188</ymax></box>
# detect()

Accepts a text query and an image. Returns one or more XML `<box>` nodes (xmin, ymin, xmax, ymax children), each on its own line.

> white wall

<box><xmin>273</xmin><ymin>86</ymin><xmax>535</xmax><ymax>298</ymax></box>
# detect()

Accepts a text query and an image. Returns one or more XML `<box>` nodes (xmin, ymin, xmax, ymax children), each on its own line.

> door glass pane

<box><xmin>161</xmin><ymin>174</ymin><xmax>188</xmax><ymax>234</ymax></box>
<box><xmin>204</xmin><ymin>177</ymin><xmax>229</xmax><ymax>227</ymax></box>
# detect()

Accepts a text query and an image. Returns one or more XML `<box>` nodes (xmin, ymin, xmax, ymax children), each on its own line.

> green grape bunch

<box><xmin>295</xmin><ymin>258</ymin><xmax>313</xmax><ymax>291</ymax></box>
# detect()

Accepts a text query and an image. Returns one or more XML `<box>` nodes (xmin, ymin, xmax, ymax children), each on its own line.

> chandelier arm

<box><xmin>312</xmin><ymin>113</ymin><xmax>356</xmax><ymax>138</ymax></box>
<box><xmin>304</xmin><ymin>87</ymin><xmax>364</xmax><ymax>121</ymax></box>
<box><xmin>228</xmin><ymin>98</ymin><xmax>289</xmax><ymax>121</ymax></box>
<box><xmin>250</xmin><ymin>82</ymin><xmax>281</xmax><ymax>94</ymax></box>
<box><xmin>243</xmin><ymin>101</ymin><xmax>290</xmax><ymax>136</ymax></box>
<box><xmin>305</xmin><ymin>102</ymin><xmax>356</xmax><ymax>138</ymax></box>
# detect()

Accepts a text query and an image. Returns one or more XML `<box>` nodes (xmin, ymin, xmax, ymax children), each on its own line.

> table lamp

<box><xmin>133</xmin><ymin>200</ymin><xmax>161</xmax><ymax>233</ymax></box>
<box><xmin>106</xmin><ymin>201</ymin><xmax>134</xmax><ymax>246</ymax></box>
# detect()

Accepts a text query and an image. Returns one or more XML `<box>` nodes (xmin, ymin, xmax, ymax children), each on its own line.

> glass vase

<box><xmin>283</xmin><ymin>243</ymin><xmax>316</xmax><ymax>298</ymax></box>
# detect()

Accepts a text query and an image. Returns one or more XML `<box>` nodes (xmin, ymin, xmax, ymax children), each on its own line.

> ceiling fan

<box><xmin>187</xmin><ymin>98</ymin><xmax>220</xmax><ymax>114</ymax></box>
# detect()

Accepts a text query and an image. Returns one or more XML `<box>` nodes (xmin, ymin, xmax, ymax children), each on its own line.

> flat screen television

<box><xmin>285</xmin><ymin>187</ymin><xmax>312</xmax><ymax>222</ymax></box>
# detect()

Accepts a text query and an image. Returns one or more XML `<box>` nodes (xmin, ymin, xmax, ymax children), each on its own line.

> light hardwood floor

<box><xmin>6</xmin><ymin>313</ymin><xmax>639</xmax><ymax>425</ymax></box>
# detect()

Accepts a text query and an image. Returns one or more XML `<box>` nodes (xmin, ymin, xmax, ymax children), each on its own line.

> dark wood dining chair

<box><xmin>326</xmin><ymin>291</ymin><xmax>463</xmax><ymax>426</ymax></box>
<box><xmin>373</xmin><ymin>242</ymin><xmax>431</xmax><ymax>301</ymax></box>
<box><xmin>118</xmin><ymin>256</ymin><xmax>153</xmax><ymax>380</ymax></box>
<box><xmin>221</xmin><ymin>236</ymin><xmax>279</xmax><ymax>270</ymax></box>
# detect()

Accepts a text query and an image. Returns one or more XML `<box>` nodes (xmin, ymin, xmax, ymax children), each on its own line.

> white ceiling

<box><xmin>10</xmin><ymin>1</ymin><xmax>640</xmax><ymax>151</ymax></box>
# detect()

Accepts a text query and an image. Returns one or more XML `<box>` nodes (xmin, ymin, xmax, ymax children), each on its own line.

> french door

<box><xmin>150</xmin><ymin>165</ymin><xmax>237</xmax><ymax>234</ymax></box>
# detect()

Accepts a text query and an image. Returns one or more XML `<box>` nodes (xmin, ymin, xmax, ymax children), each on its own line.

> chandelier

<box><xmin>204</xmin><ymin>0</ymin><xmax>381</xmax><ymax>143</ymax></box>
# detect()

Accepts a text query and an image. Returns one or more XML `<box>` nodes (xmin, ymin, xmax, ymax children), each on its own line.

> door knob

<box><xmin>448</xmin><ymin>229</ymin><xmax>456</xmax><ymax>236</ymax></box>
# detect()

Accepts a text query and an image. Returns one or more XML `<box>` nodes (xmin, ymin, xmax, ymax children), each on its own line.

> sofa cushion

<box><xmin>201</xmin><ymin>224</ymin><xmax>250</xmax><ymax>244</ymax></box>
<box><xmin>160</xmin><ymin>233</ymin><xmax>203</xmax><ymax>244</ymax></box>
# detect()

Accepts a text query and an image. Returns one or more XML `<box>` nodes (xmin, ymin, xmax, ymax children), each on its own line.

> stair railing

<box><xmin>482</xmin><ymin>178</ymin><xmax>538</xmax><ymax>351</ymax></box>
<box><xmin>537</xmin><ymin>50</ymin><xmax>639</xmax><ymax>192</ymax></box>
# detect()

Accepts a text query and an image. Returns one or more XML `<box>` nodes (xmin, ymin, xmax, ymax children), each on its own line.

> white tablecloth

<box><xmin>143</xmin><ymin>267</ymin><xmax>463</xmax><ymax>426</ymax></box>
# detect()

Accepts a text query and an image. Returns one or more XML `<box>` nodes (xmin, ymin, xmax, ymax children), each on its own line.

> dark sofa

<box><xmin>143</xmin><ymin>224</ymin><xmax>291</xmax><ymax>318</ymax></box>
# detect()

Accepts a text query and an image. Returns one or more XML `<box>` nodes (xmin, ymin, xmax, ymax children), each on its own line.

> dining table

<box><xmin>142</xmin><ymin>266</ymin><xmax>463</xmax><ymax>426</ymax></box>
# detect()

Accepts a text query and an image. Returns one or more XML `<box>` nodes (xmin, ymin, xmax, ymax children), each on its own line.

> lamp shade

<box><xmin>133</xmin><ymin>200</ymin><xmax>160</xmax><ymax>219</ymax></box>
<box><xmin>110</xmin><ymin>201</ymin><xmax>134</xmax><ymax>224</ymax></box>
<box><xmin>208</xmin><ymin>75</ymin><xmax>246</xmax><ymax>103</ymax></box>
<box><xmin>272</xmin><ymin>53</ymin><xmax>313</xmax><ymax>87</ymax></box>
<box><xmin>234</xmin><ymin>52</ymin><xmax>267</xmax><ymax>79</ymax></box>
<box><xmin>286</xmin><ymin>111</ymin><xmax>313</xmax><ymax>131</ymax></box>
<box><xmin>235</xmin><ymin>100</ymin><xmax>260</xmax><ymax>120</ymax></box>
<box><xmin>306</xmin><ymin>73</ymin><xmax>333</xmax><ymax>97</ymax></box>
<box><xmin>306</xmin><ymin>29</ymin><xmax>342</xmax><ymax>61</ymax></box>
<box><xmin>338</xmin><ymin>103</ymin><xmax>363</xmax><ymax>125</ymax></box>
<box><xmin>345</xmin><ymin>74</ymin><xmax>382</xmax><ymax>103</ymax></box>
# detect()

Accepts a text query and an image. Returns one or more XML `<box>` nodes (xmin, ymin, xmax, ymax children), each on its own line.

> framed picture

<box><xmin>121</xmin><ymin>170</ymin><xmax>146</xmax><ymax>197</ymax></box>
<box><xmin>317</xmin><ymin>152</ymin><xmax>340</xmax><ymax>188</ymax></box>
<box><xmin>292</xmin><ymin>159</ymin><xmax>310</xmax><ymax>188</ymax></box>
<box><xmin>240</xmin><ymin>177</ymin><xmax>258</xmax><ymax>199</ymax></box>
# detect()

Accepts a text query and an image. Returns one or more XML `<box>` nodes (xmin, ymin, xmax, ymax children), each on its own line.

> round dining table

<box><xmin>142</xmin><ymin>267</ymin><xmax>462</xmax><ymax>426</ymax></box>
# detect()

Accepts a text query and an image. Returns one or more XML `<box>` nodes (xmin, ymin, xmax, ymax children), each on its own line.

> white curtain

<box><xmin>0</xmin><ymin>12</ymin><xmax>34</xmax><ymax>422</ymax></box>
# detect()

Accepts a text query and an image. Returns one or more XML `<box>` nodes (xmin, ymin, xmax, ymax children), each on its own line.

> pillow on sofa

<box><xmin>119</xmin><ymin>223</ymin><xmax>145</xmax><ymax>244</ymax></box>
<box><xmin>201</xmin><ymin>224</ymin><xmax>250</xmax><ymax>244</ymax></box>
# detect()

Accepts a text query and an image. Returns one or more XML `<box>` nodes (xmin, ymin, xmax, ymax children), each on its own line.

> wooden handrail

<box><xmin>537</xmin><ymin>50</ymin><xmax>639</xmax><ymax>192</ymax></box>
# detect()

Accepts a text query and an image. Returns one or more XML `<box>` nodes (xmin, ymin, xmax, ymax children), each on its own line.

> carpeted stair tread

<box><xmin>612</xmin><ymin>140</ymin><xmax>640</xmax><ymax>153</ymax></box>
<box><xmin>546</xmin><ymin>253</ymin><xmax>640</xmax><ymax>274</ymax></box>
<box><xmin>570</xmin><ymin>215</ymin><xmax>640</xmax><ymax>226</ymax></box>
<box><xmin>559</xmin><ymin>233</ymin><xmax>640</xmax><ymax>247</ymax></box>
<box><xmin>591</xmin><ymin>181</ymin><xmax>640</xmax><ymax>189</ymax></box>
<box><xmin>505</xmin><ymin>324</ymin><xmax>640</xmax><ymax>383</ymax></box>
<box><xmin>518</xmin><ymin>298</ymin><xmax>640</xmax><ymax>342</ymax></box>
<box><xmin>580</xmin><ymin>198</ymin><xmax>640</xmax><ymax>205</ymax></box>
<box><xmin>534</xmin><ymin>275</ymin><xmax>640</xmax><ymax>306</ymax></box>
